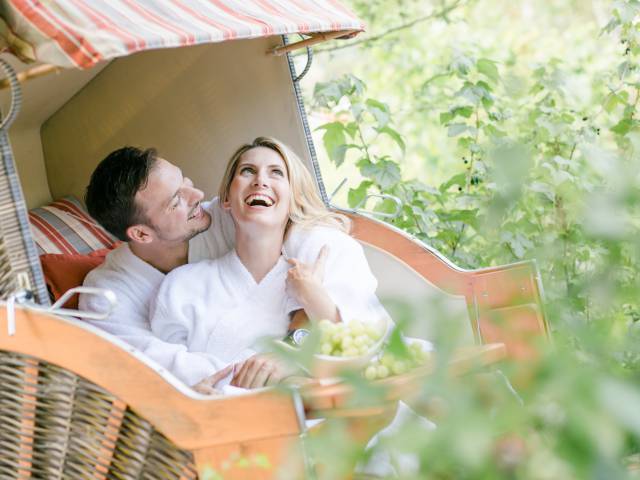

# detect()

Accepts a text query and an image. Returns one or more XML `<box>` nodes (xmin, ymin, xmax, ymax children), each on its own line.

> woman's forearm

<box><xmin>299</xmin><ymin>287</ymin><xmax>341</xmax><ymax>323</ymax></box>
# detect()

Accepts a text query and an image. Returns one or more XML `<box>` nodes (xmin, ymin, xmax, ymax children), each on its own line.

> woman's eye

<box><xmin>272</xmin><ymin>168</ymin><xmax>284</xmax><ymax>177</ymax></box>
<box><xmin>240</xmin><ymin>166</ymin><xmax>254</xmax><ymax>175</ymax></box>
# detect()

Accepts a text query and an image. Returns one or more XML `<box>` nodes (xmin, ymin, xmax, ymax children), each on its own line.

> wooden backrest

<box><xmin>0</xmin><ymin>306</ymin><xmax>304</xmax><ymax>479</ymax></box>
<box><xmin>349</xmin><ymin>214</ymin><xmax>549</xmax><ymax>360</ymax></box>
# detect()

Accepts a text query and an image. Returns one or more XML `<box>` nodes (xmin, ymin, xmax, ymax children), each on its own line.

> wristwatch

<box><xmin>283</xmin><ymin>328</ymin><xmax>310</xmax><ymax>346</ymax></box>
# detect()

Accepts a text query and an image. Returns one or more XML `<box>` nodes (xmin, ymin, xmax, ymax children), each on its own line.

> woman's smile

<box><xmin>244</xmin><ymin>193</ymin><xmax>275</xmax><ymax>207</ymax></box>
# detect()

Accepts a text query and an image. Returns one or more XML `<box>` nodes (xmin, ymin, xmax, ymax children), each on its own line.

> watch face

<box><xmin>292</xmin><ymin>328</ymin><xmax>310</xmax><ymax>345</ymax></box>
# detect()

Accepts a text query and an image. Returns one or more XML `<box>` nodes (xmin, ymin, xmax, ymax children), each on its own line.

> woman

<box><xmin>150</xmin><ymin>137</ymin><xmax>389</xmax><ymax>388</ymax></box>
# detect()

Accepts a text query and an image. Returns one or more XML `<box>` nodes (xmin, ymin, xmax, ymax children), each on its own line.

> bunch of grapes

<box><xmin>317</xmin><ymin>319</ymin><xmax>385</xmax><ymax>357</ymax></box>
<box><xmin>363</xmin><ymin>341</ymin><xmax>432</xmax><ymax>380</ymax></box>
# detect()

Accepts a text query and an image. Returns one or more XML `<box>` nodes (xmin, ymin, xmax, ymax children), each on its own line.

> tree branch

<box><xmin>301</xmin><ymin>0</ymin><xmax>471</xmax><ymax>56</ymax></box>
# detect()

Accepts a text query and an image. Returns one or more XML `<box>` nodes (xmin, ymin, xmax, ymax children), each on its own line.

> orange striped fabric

<box><xmin>2</xmin><ymin>0</ymin><xmax>364</xmax><ymax>68</ymax></box>
<box><xmin>29</xmin><ymin>197</ymin><xmax>119</xmax><ymax>255</ymax></box>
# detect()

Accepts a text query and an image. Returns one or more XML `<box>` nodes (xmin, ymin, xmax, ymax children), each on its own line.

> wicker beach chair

<box><xmin>0</xmin><ymin>2</ymin><xmax>549</xmax><ymax>477</ymax></box>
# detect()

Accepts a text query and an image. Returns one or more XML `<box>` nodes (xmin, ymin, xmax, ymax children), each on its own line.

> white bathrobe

<box><xmin>150</xmin><ymin>251</ymin><xmax>296</xmax><ymax>366</ymax></box>
<box><xmin>80</xmin><ymin>198</ymin><xmax>388</xmax><ymax>386</ymax></box>
<box><xmin>150</xmin><ymin>224</ymin><xmax>390</xmax><ymax>379</ymax></box>
<box><xmin>78</xmin><ymin>199</ymin><xmax>235</xmax><ymax>386</ymax></box>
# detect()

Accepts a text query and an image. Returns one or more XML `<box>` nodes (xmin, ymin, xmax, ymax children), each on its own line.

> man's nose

<box><xmin>186</xmin><ymin>185</ymin><xmax>204</xmax><ymax>204</ymax></box>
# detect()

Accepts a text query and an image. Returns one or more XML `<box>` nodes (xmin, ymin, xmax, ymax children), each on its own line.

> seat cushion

<box><xmin>29</xmin><ymin>196</ymin><xmax>118</xmax><ymax>255</ymax></box>
<box><xmin>40</xmin><ymin>249</ymin><xmax>111</xmax><ymax>308</ymax></box>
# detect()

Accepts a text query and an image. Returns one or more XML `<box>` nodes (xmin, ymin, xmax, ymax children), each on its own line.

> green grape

<box><xmin>391</xmin><ymin>360</ymin><xmax>407</xmax><ymax>375</ymax></box>
<box><xmin>341</xmin><ymin>335</ymin><xmax>354</xmax><ymax>348</ymax></box>
<box><xmin>350</xmin><ymin>320</ymin><xmax>365</xmax><ymax>336</ymax></box>
<box><xmin>354</xmin><ymin>335</ymin><xmax>369</xmax><ymax>347</ymax></box>
<box><xmin>320</xmin><ymin>343</ymin><xmax>333</xmax><ymax>355</ymax></box>
<box><xmin>364</xmin><ymin>365</ymin><xmax>378</xmax><ymax>380</ymax></box>
<box><xmin>343</xmin><ymin>346</ymin><xmax>359</xmax><ymax>357</ymax></box>
<box><xmin>376</xmin><ymin>365</ymin><xmax>390</xmax><ymax>379</ymax></box>
<box><xmin>381</xmin><ymin>352</ymin><xmax>395</xmax><ymax>367</ymax></box>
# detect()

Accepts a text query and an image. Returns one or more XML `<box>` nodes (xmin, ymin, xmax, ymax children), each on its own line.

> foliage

<box><xmin>296</xmin><ymin>0</ymin><xmax>640</xmax><ymax>478</ymax></box>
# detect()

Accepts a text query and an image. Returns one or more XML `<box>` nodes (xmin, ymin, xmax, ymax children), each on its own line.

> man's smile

<box><xmin>188</xmin><ymin>204</ymin><xmax>203</xmax><ymax>220</ymax></box>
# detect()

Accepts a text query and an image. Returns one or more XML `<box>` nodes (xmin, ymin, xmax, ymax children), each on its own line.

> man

<box><xmin>79</xmin><ymin>146</ymin><xmax>289</xmax><ymax>393</ymax></box>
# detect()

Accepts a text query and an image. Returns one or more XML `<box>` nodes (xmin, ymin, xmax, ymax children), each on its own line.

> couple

<box><xmin>79</xmin><ymin>137</ymin><xmax>389</xmax><ymax>393</ymax></box>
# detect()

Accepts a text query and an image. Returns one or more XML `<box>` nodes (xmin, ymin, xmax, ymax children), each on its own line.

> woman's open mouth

<box><xmin>244</xmin><ymin>193</ymin><xmax>275</xmax><ymax>208</ymax></box>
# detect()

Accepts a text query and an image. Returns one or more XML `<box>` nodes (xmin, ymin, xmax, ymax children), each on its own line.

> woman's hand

<box><xmin>286</xmin><ymin>246</ymin><xmax>340</xmax><ymax>322</ymax></box>
<box><xmin>230</xmin><ymin>353</ymin><xmax>298</xmax><ymax>389</ymax></box>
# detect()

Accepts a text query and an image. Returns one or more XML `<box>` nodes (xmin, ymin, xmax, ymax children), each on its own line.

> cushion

<box><xmin>29</xmin><ymin>196</ymin><xmax>119</xmax><ymax>255</ymax></box>
<box><xmin>40</xmin><ymin>249</ymin><xmax>111</xmax><ymax>309</ymax></box>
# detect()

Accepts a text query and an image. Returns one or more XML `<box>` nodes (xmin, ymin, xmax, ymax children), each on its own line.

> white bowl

<box><xmin>309</xmin><ymin>317</ymin><xmax>392</xmax><ymax>378</ymax></box>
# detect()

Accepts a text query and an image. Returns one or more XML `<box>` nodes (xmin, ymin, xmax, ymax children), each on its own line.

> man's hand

<box><xmin>230</xmin><ymin>353</ymin><xmax>298</xmax><ymax>389</ymax></box>
<box><xmin>191</xmin><ymin>364</ymin><xmax>233</xmax><ymax>395</ymax></box>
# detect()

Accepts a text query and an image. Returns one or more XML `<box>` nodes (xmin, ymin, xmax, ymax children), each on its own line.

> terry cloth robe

<box><xmin>78</xmin><ymin>198</ymin><xmax>236</xmax><ymax>386</ymax></box>
<box><xmin>150</xmin><ymin>251</ymin><xmax>295</xmax><ymax>369</ymax></box>
<box><xmin>282</xmin><ymin>225</ymin><xmax>390</xmax><ymax>326</ymax></box>
<box><xmin>192</xmin><ymin>223</ymin><xmax>391</xmax><ymax>327</ymax></box>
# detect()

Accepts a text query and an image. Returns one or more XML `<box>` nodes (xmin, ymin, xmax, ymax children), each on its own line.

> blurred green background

<box><xmin>284</xmin><ymin>1</ymin><xmax>640</xmax><ymax>478</ymax></box>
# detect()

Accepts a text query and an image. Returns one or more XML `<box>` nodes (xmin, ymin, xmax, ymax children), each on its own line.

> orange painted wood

<box><xmin>347</xmin><ymin>214</ymin><xmax>550</xmax><ymax>356</ymax></box>
<box><xmin>17</xmin><ymin>358</ymin><xmax>38</xmax><ymax>479</ymax></box>
<box><xmin>302</xmin><ymin>343</ymin><xmax>507</xmax><ymax>416</ymax></box>
<box><xmin>193</xmin><ymin>435</ymin><xmax>304</xmax><ymax>480</ymax></box>
<box><xmin>0</xmin><ymin>306</ymin><xmax>301</xmax><ymax>451</ymax></box>
<box><xmin>95</xmin><ymin>399</ymin><xmax>126</xmax><ymax>479</ymax></box>
<box><xmin>349</xmin><ymin>213</ymin><xmax>472</xmax><ymax>297</ymax></box>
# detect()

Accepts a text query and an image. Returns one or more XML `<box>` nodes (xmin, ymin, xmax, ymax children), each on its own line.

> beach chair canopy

<box><xmin>0</xmin><ymin>0</ymin><xmax>364</xmax><ymax>68</ymax></box>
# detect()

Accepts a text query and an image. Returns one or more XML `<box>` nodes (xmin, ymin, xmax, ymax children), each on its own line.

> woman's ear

<box><xmin>222</xmin><ymin>196</ymin><xmax>231</xmax><ymax>210</ymax></box>
<box><xmin>126</xmin><ymin>224</ymin><xmax>153</xmax><ymax>244</ymax></box>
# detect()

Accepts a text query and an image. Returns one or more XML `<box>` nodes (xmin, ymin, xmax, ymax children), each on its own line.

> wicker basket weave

<box><xmin>0</xmin><ymin>350</ymin><xmax>197</xmax><ymax>479</ymax></box>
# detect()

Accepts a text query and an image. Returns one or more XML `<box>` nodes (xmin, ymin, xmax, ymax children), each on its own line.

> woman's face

<box><xmin>224</xmin><ymin>146</ymin><xmax>291</xmax><ymax>230</ymax></box>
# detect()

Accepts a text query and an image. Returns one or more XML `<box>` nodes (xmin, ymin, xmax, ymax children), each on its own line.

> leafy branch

<box><xmin>304</xmin><ymin>0</ymin><xmax>472</xmax><ymax>56</ymax></box>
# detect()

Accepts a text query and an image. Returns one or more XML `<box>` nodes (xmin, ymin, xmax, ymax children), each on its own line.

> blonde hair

<box><xmin>219</xmin><ymin>137</ymin><xmax>350</xmax><ymax>233</ymax></box>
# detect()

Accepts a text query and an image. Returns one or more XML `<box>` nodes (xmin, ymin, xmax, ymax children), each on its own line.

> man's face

<box><xmin>133</xmin><ymin>158</ymin><xmax>211</xmax><ymax>245</ymax></box>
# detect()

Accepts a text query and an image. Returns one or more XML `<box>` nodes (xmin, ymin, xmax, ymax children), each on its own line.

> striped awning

<box><xmin>0</xmin><ymin>1</ymin><xmax>364</xmax><ymax>69</ymax></box>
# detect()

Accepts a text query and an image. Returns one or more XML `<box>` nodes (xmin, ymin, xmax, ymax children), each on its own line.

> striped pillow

<box><xmin>29</xmin><ymin>196</ymin><xmax>119</xmax><ymax>255</ymax></box>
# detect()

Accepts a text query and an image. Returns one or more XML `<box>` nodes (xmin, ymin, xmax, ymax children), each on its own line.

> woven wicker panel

<box><xmin>0</xmin><ymin>130</ymin><xmax>49</xmax><ymax>304</ymax></box>
<box><xmin>0</xmin><ymin>350</ymin><xmax>197</xmax><ymax>479</ymax></box>
<box><xmin>0</xmin><ymin>232</ymin><xmax>18</xmax><ymax>299</ymax></box>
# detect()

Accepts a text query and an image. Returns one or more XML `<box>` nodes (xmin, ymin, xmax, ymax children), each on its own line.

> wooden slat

<box><xmin>16</xmin><ymin>358</ymin><xmax>38</xmax><ymax>479</ymax></box>
<box><xmin>0</xmin><ymin>307</ymin><xmax>302</xmax><ymax>451</ymax></box>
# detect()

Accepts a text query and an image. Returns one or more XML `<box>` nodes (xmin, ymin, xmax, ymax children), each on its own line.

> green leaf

<box><xmin>318</xmin><ymin>122</ymin><xmax>347</xmax><ymax>166</ymax></box>
<box><xmin>200</xmin><ymin>466</ymin><xmax>224</xmax><ymax>480</ymax></box>
<box><xmin>360</xmin><ymin>159</ymin><xmax>401</xmax><ymax>189</ymax></box>
<box><xmin>313</xmin><ymin>81</ymin><xmax>343</xmax><ymax>106</ymax></box>
<box><xmin>348</xmin><ymin>180</ymin><xmax>372</xmax><ymax>208</ymax></box>
<box><xmin>529</xmin><ymin>181</ymin><xmax>556</xmax><ymax>202</ymax></box>
<box><xmin>440</xmin><ymin>173</ymin><xmax>467</xmax><ymax>192</ymax></box>
<box><xmin>604</xmin><ymin>94</ymin><xmax>620</xmax><ymax>113</ymax></box>
<box><xmin>377</xmin><ymin>125</ymin><xmax>406</xmax><ymax>153</ymax></box>
<box><xmin>440</xmin><ymin>111</ymin><xmax>454</xmax><ymax>125</ymax></box>
<box><xmin>366</xmin><ymin>98</ymin><xmax>390</xmax><ymax>127</ymax></box>
<box><xmin>453</xmin><ymin>106</ymin><xmax>474</xmax><ymax>118</ymax></box>
<box><xmin>448</xmin><ymin>123</ymin><xmax>468</xmax><ymax>137</ymax></box>
<box><xmin>451</xmin><ymin>53</ymin><xmax>474</xmax><ymax>76</ymax></box>
<box><xmin>477</xmin><ymin>58</ymin><xmax>500</xmax><ymax>83</ymax></box>
<box><xmin>611</xmin><ymin>118</ymin><xmax>633</xmax><ymax>136</ymax></box>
